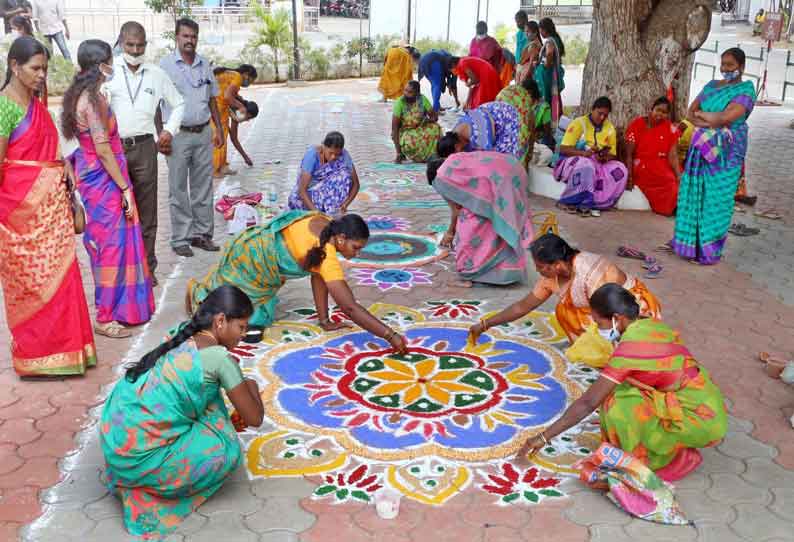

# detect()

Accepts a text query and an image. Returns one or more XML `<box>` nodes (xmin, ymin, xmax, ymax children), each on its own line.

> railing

<box><xmin>519</xmin><ymin>0</ymin><xmax>593</xmax><ymax>21</ymax></box>
<box><xmin>782</xmin><ymin>50</ymin><xmax>794</xmax><ymax>101</ymax></box>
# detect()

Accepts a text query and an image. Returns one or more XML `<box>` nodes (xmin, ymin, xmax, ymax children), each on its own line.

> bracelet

<box><xmin>539</xmin><ymin>432</ymin><xmax>549</xmax><ymax>445</ymax></box>
<box><xmin>479</xmin><ymin>317</ymin><xmax>489</xmax><ymax>331</ymax></box>
<box><xmin>383</xmin><ymin>329</ymin><xmax>395</xmax><ymax>342</ymax></box>
<box><xmin>120</xmin><ymin>185</ymin><xmax>130</xmax><ymax>192</ymax></box>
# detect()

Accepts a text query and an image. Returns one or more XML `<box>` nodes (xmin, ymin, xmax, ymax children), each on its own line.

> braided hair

<box><xmin>303</xmin><ymin>214</ymin><xmax>369</xmax><ymax>271</ymax></box>
<box><xmin>530</xmin><ymin>233</ymin><xmax>580</xmax><ymax>264</ymax></box>
<box><xmin>125</xmin><ymin>285</ymin><xmax>253</xmax><ymax>382</ymax></box>
<box><xmin>61</xmin><ymin>39</ymin><xmax>113</xmax><ymax>140</ymax></box>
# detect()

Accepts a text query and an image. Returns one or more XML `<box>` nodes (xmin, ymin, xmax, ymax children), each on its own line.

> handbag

<box><xmin>65</xmin><ymin>171</ymin><xmax>86</xmax><ymax>234</ymax></box>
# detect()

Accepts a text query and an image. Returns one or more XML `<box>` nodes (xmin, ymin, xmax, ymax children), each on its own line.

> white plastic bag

<box><xmin>227</xmin><ymin>203</ymin><xmax>261</xmax><ymax>235</ymax></box>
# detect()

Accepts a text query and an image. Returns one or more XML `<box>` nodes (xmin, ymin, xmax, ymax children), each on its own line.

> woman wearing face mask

<box><xmin>555</xmin><ymin>96</ymin><xmax>628</xmax><ymax>217</ymax></box>
<box><xmin>468</xmin><ymin>234</ymin><xmax>661</xmax><ymax>344</ymax></box>
<box><xmin>624</xmin><ymin>97</ymin><xmax>682</xmax><ymax>216</ymax></box>
<box><xmin>516</xmin><ymin>283</ymin><xmax>727</xmax><ymax>483</ymax></box>
<box><xmin>666</xmin><ymin>48</ymin><xmax>756</xmax><ymax>265</ymax></box>
<box><xmin>61</xmin><ymin>39</ymin><xmax>154</xmax><ymax>338</ymax></box>
<box><xmin>225</xmin><ymin>98</ymin><xmax>258</xmax><ymax>169</ymax></box>
<box><xmin>186</xmin><ymin>212</ymin><xmax>408</xmax><ymax>353</ymax></box>
<box><xmin>287</xmin><ymin>131</ymin><xmax>360</xmax><ymax>216</ymax></box>
<box><xmin>516</xmin><ymin>20</ymin><xmax>542</xmax><ymax>86</ymax></box>
<box><xmin>101</xmin><ymin>286</ymin><xmax>264</xmax><ymax>538</ymax></box>
<box><xmin>391</xmin><ymin>80</ymin><xmax>441</xmax><ymax>164</ymax></box>
<box><xmin>212</xmin><ymin>64</ymin><xmax>257</xmax><ymax>178</ymax></box>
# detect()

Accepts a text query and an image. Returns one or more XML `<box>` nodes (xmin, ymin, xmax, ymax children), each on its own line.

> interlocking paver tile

<box><xmin>243</xmin><ymin>496</ymin><xmax>316</xmax><ymax>533</ymax></box>
<box><xmin>731</xmin><ymin>503</ymin><xmax>794</xmax><ymax>540</ymax></box>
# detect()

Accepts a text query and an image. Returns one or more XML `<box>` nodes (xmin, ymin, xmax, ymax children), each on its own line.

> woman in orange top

<box><xmin>451</xmin><ymin>56</ymin><xmax>502</xmax><ymax>110</ymax></box>
<box><xmin>212</xmin><ymin>64</ymin><xmax>257</xmax><ymax>178</ymax></box>
<box><xmin>468</xmin><ymin>233</ymin><xmax>661</xmax><ymax>343</ymax></box>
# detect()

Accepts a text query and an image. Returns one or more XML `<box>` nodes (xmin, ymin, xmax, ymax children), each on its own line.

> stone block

<box><xmin>563</xmin><ymin>488</ymin><xmax>631</xmax><ymax>526</ymax></box>
<box><xmin>243</xmin><ymin>496</ymin><xmax>315</xmax><ymax>533</ymax></box>
<box><xmin>706</xmin><ymin>473</ymin><xmax>772</xmax><ymax>506</ymax></box>
<box><xmin>731</xmin><ymin>504</ymin><xmax>794</xmax><ymax>540</ymax></box>
<box><xmin>196</xmin><ymin>482</ymin><xmax>262</xmax><ymax>516</ymax></box>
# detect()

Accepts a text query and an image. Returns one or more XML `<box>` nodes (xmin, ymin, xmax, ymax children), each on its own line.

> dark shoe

<box><xmin>191</xmin><ymin>236</ymin><xmax>220</xmax><ymax>252</ymax></box>
<box><xmin>151</xmin><ymin>274</ymin><xmax>159</xmax><ymax>287</ymax></box>
<box><xmin>173</xmin><ymin>245</ymin><xmax>194</xmax><ymax>257</ymax></box>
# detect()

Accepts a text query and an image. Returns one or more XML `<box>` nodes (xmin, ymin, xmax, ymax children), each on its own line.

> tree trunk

<box><xmin>580</xmin><ymin>0</ymin><xmax>712</xmax><ymax>134</ymax></box>
<box><xmin>274</xmin><ymin>50</ymin><xmax>280</xmax><ymax>82</ymax></box>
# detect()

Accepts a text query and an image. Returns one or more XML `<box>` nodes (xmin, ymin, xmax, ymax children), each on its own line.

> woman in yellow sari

<box><xmin>212</xmin><ymin>65</ymin><xmax>257</xmax><ymax>178</ymax></box>
<box><xmin>468</xmin><ymin>233</ymin><xmax>661</xmax><ymax>343</ymax></box>
<box><xmin>378</xmin><ymin>45</ymin><xmax>420</xmax><ymax>101</ymax></box>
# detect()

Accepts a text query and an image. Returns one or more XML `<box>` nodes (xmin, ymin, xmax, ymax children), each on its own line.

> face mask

<box><xmin>597</xmin><ymin>318</ymin><xmax>621</xmax><ymax>342</ymax></box>
<box><xmin>241</xmin><ymin>79</ymin><xmax>251</xmax><ymax>88</ymax></box>
<box><xmin>721</xmin><ymin>69</ymin><xmax>741</xmax><ymax>81</ymax></box>
<box><xmin>476</xmin><ymin>33</ymin><xmax>486</xmax><ymax>39</ymax></box>
<box><xmin>404</xmin><ymin>95</ymin><xmax>417</xmax><ymax>103</ymax></box>
<box><xmin>527</xmin><ymin>32</ymin><xmax>537</xmax><ymax>41</ymax></box>
<box><xmin>123</xmin><ymin>53</ymin><xmax>145</xmax><ymax>67</ymax></box>
<box><xmin>233</xmin><ymin>109</ymin><xmax>247</xmax><ymax>123</ymax></box>
<box><xmin>100</xmin><ymin>66</ymin><xmax>115</xmax><ymax>82</ymax></box>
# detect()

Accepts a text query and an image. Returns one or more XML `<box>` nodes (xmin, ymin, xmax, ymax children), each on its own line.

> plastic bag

<box><xmin>564</xmin><ymin>322</ymin><xmax>614</xmax><ymax>368</ymax></box>
<box><xmin>227</xmin><ymin>203</ymin><xmax>261</xmax><ymax>235</ymax></box>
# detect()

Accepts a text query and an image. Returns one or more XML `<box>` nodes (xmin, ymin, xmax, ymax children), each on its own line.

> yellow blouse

<box><xmin>561</xmin><ymin>115</ymin><xmax>618</xmax><ymax>155</ymax></box>
<box><xmin>281</xmin><ymin>216</ymin><xmax>345</xmax><ymax>282</ymax></box>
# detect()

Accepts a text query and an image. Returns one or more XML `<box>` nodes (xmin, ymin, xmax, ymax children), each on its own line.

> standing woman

<box><xmin>516</xmin><ymin>20</ymin><xmax>542</xmax><ymax>86</ymax></box>
<box><xmin>378</xmin><ymin>45</ymin><xmax>419</xmax><ymax>102</ymax></box>
<box><xmin>391</xmin><ymin>80</ymin><xmax>442</xmax><ymax>163</ymax></box>
<box><xmin>212</xmin><ymin>64</ymin><xmax>257</xmax><ymax>178</ymax></box>
<box><xmin>534</xmin><ymin>17</ymin><xmax>565</xmax><ymax>128</ymax></box>
<box><xmin>670</xmin><ymin>48</ymin><xmax>755</xmax><ymax>265</ymax></box>
<box><xmin>624</xmin><ymin>97</ymin><xmax>681</xmax><ymax>216</ymax></box>
<box><xmin>0</xmin><ymin>37</ymin><xmax>96</xmax><ymax>376</ymax></box>
<box><xmin>61</xmin><ymin>39</ymin><xmax>154</xmax><ymax>338</ymax></box>
<box><xmin>451</xmin><ymin>56</ymin><xmax>501</xmax><ymax>110</ymax></box>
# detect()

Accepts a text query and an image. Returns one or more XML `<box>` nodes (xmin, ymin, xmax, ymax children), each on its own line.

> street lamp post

<box><xmin>291</xmin><ymin>0</ymin><xmax>301</xmax><ymax>80</ymax></box>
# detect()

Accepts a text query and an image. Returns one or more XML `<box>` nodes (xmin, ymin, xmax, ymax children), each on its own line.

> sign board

<box><xmin>762</xmin><ymin>12</ymin><xmax>784</xmax><ymax>42</ymax></box>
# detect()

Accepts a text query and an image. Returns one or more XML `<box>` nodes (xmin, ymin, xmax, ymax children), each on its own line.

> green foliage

<box><xmin>412</xmin><ymin>38</ymin><xmax>464</xmax><ymax>55</ymax></box>
<box><xmin>346</xmin><ymin>37</ymin><xmax>374</xmax><ymax>62</ymax></box>
<box><xmin>249</xmin><ymin>5</ymin><xmax>292</xmax><ymax>82</ymax></box>
<box><xmin>563</xmin><ymin>35</ymin><xmax>589</xmax><ymax>66</ymax></box>
<box><xmin>494</xmin><ymin>23</ymin><xmax>515</xmax><ymax>51</ymax></box>
<box><xmin>371</xmin><ymin>34</ymin><xmax>400</xmax><ymax>62</ymax></box>
<box><xmin>143</xmin><ymin>0</ymin><xmax>199</xmax><ymax>41</ymax></box>
<box><xmin>45</xmin><ymin>54</ymin><xmax>76</xmax><ymax>96</ymax></box>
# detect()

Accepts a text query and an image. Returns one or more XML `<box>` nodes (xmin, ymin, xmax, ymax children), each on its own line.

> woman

<box><xmin>212</xmin><ymin>64</ymin><xmax>257</xmax><ymax>178</ymax></box>
<box><xmin>187</xmin><ymin>211</ymin><xmax>408</xmax><ymax>352</ymax></box>
<box><xmin>6</xmin><ymin>14</ymin><xmax>33</xmax><ymax>41</ymax></box>
<box><xmin>468</xmin><ymin>233</ymin><xmax>661</xmax><ymax>343</ymax></box>
<box><xmin>516</xmin><ymin>20</ymin><xmax>542</xmax><ymax>86</ymax></box>
<box><xmin>61</xmin><ymin>39</ymin><xmax>154</xmax><ymax>338</ymax></box>
<box><xmin>437</xmin><ymin>101</ymin><xmax>521</xmax><ymax>160</ymax></box>
<box><xmin>499</xmin><ymin>47</ymin><xmax>516</xmax><ymax>89</ymax></box>
<box><xmin>378</xmin><ymin>45</ymin><xmax>420</xmax><ymax>101</ymax></box>
<box><xmin>417</xmin><ymin>49</ymin><xmax>460</xmax><ymax>112</ymax></box>
<box><xmin>517</xmin><ymin>283</ymin><xmax>727</xmax><ymax>483</ymax></box>
<box><xmin>101</xmin><ymin>286</ymin><xmax>265</xmax><ymax>538</ymax></box>
<box><xmin>534</xmin><ymin>17</ymin><xmax>565</xmax><ymax>127</ymax></box>
<box><xmin>224</xmin><ymin>98</ymin><xmax>258</xmax><ymax>171</ymax></box>
<box><xmin>391</xmin><ymin>80</ymin><xmax>442</xmax><ymax>163</ymax></box>
<box><xmin>497</xmin><ymin>78</ymin><xmax>541</xmax><ymax>169</ymax></box>
<box><xmin>670</xmin><ymin>48</ymin><xmax>755</xmax><ymax>265</ymax></box>
<box><xmin>469</xmin><ymin>21</ymin><xmax>503</xmax><ymax>74</ymax></box>
<box><xmin>451</xmin><ymin>55</ymin><xmax>502</xmax><ymax>110</ymax></box>
<box><xmin>624</xmin><ymin>97</ymin><xmax>681</xmax><ymax>216</ymax></box>
<box><xmin>287</xmin><ymin>131</ymin><xmax>360</xmax><ymax>216</ymax></box>
<box><xmin>555</xmin><ymin>96</ymin><xmax>628</xmax><ymax>216</ymax></box>
<box><xmin>0</xmin><ymin>37</ymin><xmax>96</xmax><ymax>376</ymax></box>
<box><xmin>427</xmin><ymin>152</ymin><xmax>533</xmax><ymax>287</ymax></box>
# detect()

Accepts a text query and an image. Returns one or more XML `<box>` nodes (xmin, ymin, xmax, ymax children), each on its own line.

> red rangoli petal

<box><xmin>482</xmin><ymin>484</ymin><xmax>513</xmax><ymax>496</ymax></box>
<box><xmin>502</xmin><ymin>463</ymin><xmax>520</xmax><ymax>483</ymax></box>
<box><xmin>347</xmin><ymin>465</ymin><xmax>368</xmax><ymax>484</ymax></box>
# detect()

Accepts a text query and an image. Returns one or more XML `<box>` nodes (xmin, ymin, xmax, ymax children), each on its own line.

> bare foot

<box><xmin>450</xmin><ymin>280</ymin><xmax>473</xmax><ymax>288</ymax></box>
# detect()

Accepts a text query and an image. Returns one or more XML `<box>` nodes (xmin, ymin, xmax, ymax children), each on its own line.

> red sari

<box><xmin>455</xmin><ymin>57</ymin><xmax>501</xmax><ymax>110</ymax></box>
<box><xmin>0</xmin><ymin>97</ymin><xmax>96</xmax><ymax>376</ymax></box>
<box><xmin>625</xmin><ymin>117</ymin><xmax>680</xmax><ymax>216</ymax></box>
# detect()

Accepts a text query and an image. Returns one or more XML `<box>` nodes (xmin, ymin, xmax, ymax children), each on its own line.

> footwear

<box><xmin>590</xmin><ymin>209</ymin><xmax>601</xmax><ymax>217</ymax></box>
<box><xmin>728</xmin><ymin>223</ymin><xmax>760</xmax><ymax>236</ymax></box>
<box><xmin>735</xmin><ymin>194</ymin><xmax>757</xmax><ymax>206</ymax></box>
<box><xmin>191</xmin><ymin>236</ymin><xmax>220</xmax><ymax>252</ymax></box>
<box><xmin>94</xmin><ymin>321</ymin><xmax>132</xmax><ymax>339</ymax></box>
<box><xmin>576</xmin><ymin>207</ymin><xmax>591</xmax><ymax>217</ymax></box>
<box><xmin>642</xmin><ymin>256</ymin><xmax>657</xmax><ymax>269</ymax></box>
<box><xmin>617</xmin><ymin>245</ymin><xmax>647</xmax><ymax>261</ymax></box>
<box><xmin>655</xmin><ymin>241</ymin><xmax>674</xmax><ymax>253</ymax></box>
<box><xmin>173</xmin><ymin>245</ymin><xmax>194</xmax><ymax>257</ymax></box>
<box><xmin>754</xmin><ymin>209</ymin><xmax>782</xmax><ymax>220</ymax></box>
<box><xmin>644</xmin><ymin>263</ymin><xmax>663</xmax><ymax>279</ymax></box>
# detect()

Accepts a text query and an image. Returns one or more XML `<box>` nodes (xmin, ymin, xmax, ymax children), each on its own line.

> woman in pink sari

<box><xmin>427</xmin><ymin>151</ymin><xmax>533</xmax><ymax>287</ymax></box>
<box><xmin>0</xmin><ymin>37</ymin><xmax>96</xmax><ymax>376</ymax></box>
<box><xmin>61</xmin><ymin>40</ymin><xmax>154</xmax><ymax>338</ymax></box>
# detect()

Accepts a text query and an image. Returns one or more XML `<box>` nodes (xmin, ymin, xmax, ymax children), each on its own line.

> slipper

<box><xmin>734</xmin><ymin>205</ymin><xmax>746</xmax><ymax>213</ymax></box>
<box><xmin>576</xmin><ymin>207</ymin><xmax>591</xmax><ymax>217</ymax></box>
<box><xmin>644</xmin><ymin>263</ymin><xmax>663</xmax><ymax>279</ymax></box>
<box><xmin>729</xmin><ymin>223</ymin><xmax>760</xmax><ymax>236</ymax></box>
<box><xmin>642</xmin><ymin>256</ymin><xmax>657</xmax><ymax>269</ymax></box>
<box><xmin>754</xmin><ymin>209</ymin><xmax>782</xmax><ymax>220</ymax></box>
<box><xmin>735</xmin><ymin>195</ymin><xmax>758</xmax><ymax>206</ymax></box>
<box><xmin>590</xmin><ymin>209</ymin><xmax>602</xmax><ymax>217</ymax></box>
<box><xmin>94</xmin><ymin>321</ymin><xmax>132</xmax><ymax>339</ymax></box>
<box><xmin>617</xmin><ymin>245</ymin><xmax>647</xmax><ymax>261</ymax></box>
<box><xmin>759</xmin><ymin>352</ymin><xmax>789</xmax><ymax>364</ymax></box>
<box><xmin>655</xmin><ymin>241</ymin><xmax>674</xmax><ymax>253</ymax></box>
<box><xmin>556</xmin><ymin>202</ymin><xmax>577</xmax><ymax>214</ymax></box>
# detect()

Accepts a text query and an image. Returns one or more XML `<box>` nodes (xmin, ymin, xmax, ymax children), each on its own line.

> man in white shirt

<box><xmin>31</xmin><ymin>0</ymin><xmax>70</xmax><ymax>61</ymax></box>
<box><xmin>104</xmin><ymin>21</ymin><xmax>185</xmax><ymax>286</ymax></box>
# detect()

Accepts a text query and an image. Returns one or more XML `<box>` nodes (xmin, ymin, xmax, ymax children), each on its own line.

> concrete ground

<box><xmin>2</xmin><ymin>75</ymin><xmax>794</xmax><ymax>542</ymax></box>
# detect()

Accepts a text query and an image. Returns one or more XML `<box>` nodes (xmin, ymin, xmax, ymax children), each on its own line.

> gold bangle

<box><xmin>383</xmin><ymin>329</ymin><xmax>395</xmax><ymax>342</ymax></box>
<box><xmin>539</xmin><ymin>432</ymin><xmax>549</xmax><ymax>445</ymax></box>
<box><xmin>480</xmin><ymin>317</ymin><xmax>489</xmax><ymax>331</ymax></box>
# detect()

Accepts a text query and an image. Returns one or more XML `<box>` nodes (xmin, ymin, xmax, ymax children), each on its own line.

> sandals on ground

<box><xmin>655</xmin><ymin>241</ymin><xmax>674</xmax><ymax>253</ymax></box>
<box><xmin>94</xmin><ymin>321</ymin><xmax>132</xmax><ymax>339</ymax></box>
<box><xmin>617</xmin><ymin>245</ymin><xmax>647</xmax><ymax>261</ymax></box>
<box><xmin>644</xmin><ymin>262</ymin><xmax>663</xmax><ymax>279</ymax></box>
<box><xmin>754</xmin><ymin>209</ymin><xmax>782</xmax><ymax>220</ymax></box>
<box><xmin>728</xmin><ymin>223</ymin><xmax>761</xmax><ymax>236</ymax></box>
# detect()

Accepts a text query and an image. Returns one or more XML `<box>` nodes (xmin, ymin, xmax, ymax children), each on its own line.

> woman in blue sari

<box><xmin>669</xmin><ymin>48</ymin><xmax>755</xmax><ymax>265</ymax></box>
<box><xmin>436</xmin><ymin>101</ymin><xmax>521</xmax><ymax>159</ymax></box>
<box><xmin>287</xmin><ymin>131</ymin><xmax>360</xmax><ymax>216</ymax></box>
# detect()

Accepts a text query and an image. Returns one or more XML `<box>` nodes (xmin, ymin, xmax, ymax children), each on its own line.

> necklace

<box><xmin>195</xmin><ymin>330</ymin><xmax>218</xmax><ymax>344</ymax></box>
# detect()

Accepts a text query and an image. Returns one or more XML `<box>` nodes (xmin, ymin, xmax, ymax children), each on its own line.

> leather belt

<box><xmin>180</xmin><ymin>122</ymin><xmax>210</xmax><ymax>133</ymax></box>
<box><xmin>121</xmin><ymin>134</ymin><xmax>154</xmax><ymax>147</ymax></box>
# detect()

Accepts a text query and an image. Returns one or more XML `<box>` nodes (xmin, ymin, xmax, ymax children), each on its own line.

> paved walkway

<box><xmin>0</xmin><ymin>79</ymin><xmax>793</xmax><ymax>542</ymax></box>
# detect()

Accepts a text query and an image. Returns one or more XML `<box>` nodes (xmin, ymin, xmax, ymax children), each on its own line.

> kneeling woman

<box><xmin>468</xmin><ymin>233</ymin><xmax>661</xmax><ymax>343</ymax></box>
<box><xmin>288</xmin><ymin>131</ymin><xmax>360</xmax><ymax>216</ymax></box>
<box><xmin>391</xmin><ymin>80</ymin><xmax>442</xmax><ymax>163</ymax></box>
<box><xmin>427</xmin><ymin>151</ymin><xmax>533</xmax><ymax>287</ymax></box>
<box><xmin>437</xmin><ymin>101</ymin><xmax>521</xmax><ymax>160</ymax></box>
<box><xmin>187</xmin><ymin>211</ymin><xmax>407</xmax><ymax>351</ymax></box>
<box><xmin>518</xmin><ymin>283</ymin><xmax>727</xmax><ymax>482</ymax></box>
<box><xmin>555</xmin><ymin>96</ymin><xmax>628</xmax><ymax>215</ymax></box>
<box><xmin>100</xmin><ymin>286</ymin><xmax>265</xmax><ymax>538</ymax></box>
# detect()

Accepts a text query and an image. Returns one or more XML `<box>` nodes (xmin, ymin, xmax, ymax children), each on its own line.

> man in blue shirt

<box><xmin>160</xmin><ymin>17</ymin><xmax>224</xmax><ymax>256</ymax></box>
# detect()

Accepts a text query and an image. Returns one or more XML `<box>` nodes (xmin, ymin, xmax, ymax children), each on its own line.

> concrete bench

<box><xmin>528</xmin><ymin>166</ymin><xmax>652</xmax><ymax>211</ymax></box>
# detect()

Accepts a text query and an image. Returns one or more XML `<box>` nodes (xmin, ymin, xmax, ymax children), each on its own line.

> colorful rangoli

<box><xmin>238</xmin><ymin>302</ymin><xmax>602</xmax><ymax>507</ymax></box>
<box><xmin>346</xmin><ymin>232</ymin><xmax>448</xmax><ymax>268</ymax></box>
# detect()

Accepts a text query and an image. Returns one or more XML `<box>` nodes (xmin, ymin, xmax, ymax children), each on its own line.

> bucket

<box><xmin>373</xmin><ymin>488</ymin><xmax>401</xmax><ymax>519</ymax></box>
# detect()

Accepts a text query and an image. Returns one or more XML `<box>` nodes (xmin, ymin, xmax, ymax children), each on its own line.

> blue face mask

<box><xmin>721</xmin><ymin>69</ymin><xmax>741</xmax><ymax>81</ymax></box>
<box><xmin>597</xmin><ymin>318</ymin><xmax>621</xmax><ymax>343</ymax></box>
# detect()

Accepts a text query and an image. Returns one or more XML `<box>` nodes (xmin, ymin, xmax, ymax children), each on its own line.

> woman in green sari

<box><xmin>187</xmin><ymin>210</ymin><xmax>408</xmax><ymax>351</ymax></box>
<box><xmin>392</xmin><ymin>80</ymin><xmax>442</xmax><ymax>163</ymax></box>
<box><xmin>669</xmin><ymin>48</ymin><xmax>756</xmax><ymax>265</ymax></box>
<box><xmin>534</xmin><ymin>17</ymin><xmax>565</xmax><ymax>129</ymax></box>
<box><xmin>497</xmin><ymin>78</ymin><xmax>542</xmax><ymax>169</ymax></box>
<box><xmin>100</xmin><ymin>285</ymin><xmax>264</xmax><ymax>538</ymax></box>
<box><xmin>518</xmin><ymin>283</ymin><xmax>727</xmax><ymax>482</ymax></box>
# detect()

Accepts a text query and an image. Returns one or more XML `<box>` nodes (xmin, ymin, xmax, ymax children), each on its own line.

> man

<box><xmin>160</xmin><ymin>17</ymin><xmax>224</xmax><ymax>257</ymax></box>
<box><xmin>31</xmin><ymin>0</ymin><xmax>70</xmax><ymax>61</ymax></box>
<box><xmin>104</xmin><ymin>21</ymin><xmax>185</xmax><ymax>286</ymax></box>
<box><xmin>469</xmin><ymin>21</ymin><xmax>503</xmax><ymax>75</ymax></box>
<box><xmin>0</xmin><ymin>0</ymin><xmax>30</xmax><ymax>35</ymax></box>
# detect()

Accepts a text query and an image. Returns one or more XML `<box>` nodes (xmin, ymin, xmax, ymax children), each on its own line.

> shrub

<box><xmin>563</xmin><ymin>35</ymin><xmax>589</xmax><ymax>66</ymax></box>
<box><xmin>412</xmin><ymin>38</ymin><xmax>464</xmax><ymax>55</ymax></box>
